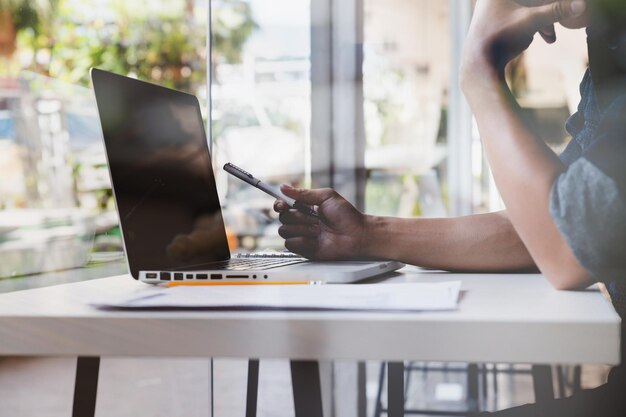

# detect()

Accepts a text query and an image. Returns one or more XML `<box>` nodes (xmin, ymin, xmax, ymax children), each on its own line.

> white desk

<box><xmin>0</xmin><ymin>267</ymin><xmax>620</xmax><ymax>417</ymax></box>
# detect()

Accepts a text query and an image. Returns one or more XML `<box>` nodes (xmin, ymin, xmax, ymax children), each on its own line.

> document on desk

<box><xmin>91</xmin><ymin>281</ymin><xmax>461</xmax><ymax>312</ymax></box>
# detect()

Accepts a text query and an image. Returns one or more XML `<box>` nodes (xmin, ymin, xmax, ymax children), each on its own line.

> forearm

<box><xmin>362</xmin><ymin>211</ymin><xmax>536</xmax><ymax>272</ymax></box>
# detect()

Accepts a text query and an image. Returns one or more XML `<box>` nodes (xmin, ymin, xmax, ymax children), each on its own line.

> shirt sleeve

<box><xmin>549</xmin><ymin>99</ymin><xmax>626</xmax><ymax>281</ymax></box>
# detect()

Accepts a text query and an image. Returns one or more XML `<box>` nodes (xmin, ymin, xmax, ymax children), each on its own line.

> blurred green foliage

<box><xmin>212</xmin><ymin>1</ymin><xmax>256</xmax><ymax>66</ymax></box>
<box><xmin>0</xmin><ymin>0</ymin><xmax>55</xmax><ymax>34</ymax></box>
<box><xmin>9</xmin><ymin>0</ymin><xmax>255</xmax><ymax>91</ymax></box>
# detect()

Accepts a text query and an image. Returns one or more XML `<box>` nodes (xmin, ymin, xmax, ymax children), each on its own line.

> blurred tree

<box><xmin>12</xmin><ymin>0</ymin><xmax>255</xmax><ymax>91</ymax></box>
<box><xmin>211</xmin><ymin>0</ymin><xmax>256</xmax><ymax>83</ymax></box>
<box><xmin>19</xmin><ymin>0</ymin><xmax>205</xmax><ymax>91</ymax></box>
<box><xmin>0</xmin><ymin>0</ymin><xmax>55</xmax><ymax>58</ymax></box>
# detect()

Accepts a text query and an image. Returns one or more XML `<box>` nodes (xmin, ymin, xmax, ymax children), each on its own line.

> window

<box><xmin>0</xmin><ymin>0</ymin><xmax>208</xmax><ymax>277</ymax></box>
<box><xmin>363</xmin><ymin>0</ymin><xmax>450</xmax><ymax>217</ymax></box>
<box><xmin>0</xmin><ymin>0</ymin><xmax>589</xmax><ymax>279</ymax></box>
<box><xmin>210</xmin><ymin>0</ymin><xmax>311</xmax><ymax>251</ymax></box>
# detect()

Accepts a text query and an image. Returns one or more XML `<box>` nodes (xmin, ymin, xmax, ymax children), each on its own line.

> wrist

<box><xmin>360</xmin><ymin>215</ymin><xmax>389</xmax><ymax>259</ymax></box>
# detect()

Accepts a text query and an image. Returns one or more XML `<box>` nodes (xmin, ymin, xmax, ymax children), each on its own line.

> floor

<box><xmin>0</xmin><ymin>357</ymin><xmax>611</xmax><ymax>417</ymax></box>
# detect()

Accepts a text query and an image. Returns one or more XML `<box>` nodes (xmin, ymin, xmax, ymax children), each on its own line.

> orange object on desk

<box><xmin>166</xmin><ymin>281</ymin><xmax>312</xmax><ymax>288</ymax></box>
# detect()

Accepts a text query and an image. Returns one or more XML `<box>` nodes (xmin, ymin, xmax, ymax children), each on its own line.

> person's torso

<box><xmin>561</xmin><ymin>69</ymin><xmax>626</xmax><ymax>320</ymax></box>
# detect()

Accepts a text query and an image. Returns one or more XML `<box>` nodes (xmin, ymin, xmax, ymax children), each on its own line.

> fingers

<box><xmin>284</xmin><ymin>237</ymin><xmax>318</xmax><ymax>258</ymax></box>
<box><xmin>273</xmin><ymin>199</ymin><xmax>290</xmax><ymax>213</ymax></box>
<box><xmin>278</xmin><ymin>209</ymin><xmax>319</xmax><ymax>226</ymax></box>
<box><xmin>514</xmin><ymin>0</ymin><xmax>553</xmax><ymax>6</ymax></box>
<box><xmin>539</xmin><ymin>24</ymin><xmax>557</xmax><ymax>43</ymax></box>
<box><xmin>280</xmin><ymin>184</ymin><xmax>338</xmax><ymax>206</ymax></box>
<box><xmin>532</xmin><ymin>0</ymin><xmax>586</xmax><ymax>27</ymax></box>
<box><xmin>278</xmin><ymin>224</ymin><xmax>320</xmax><ymax>239</ymax></box>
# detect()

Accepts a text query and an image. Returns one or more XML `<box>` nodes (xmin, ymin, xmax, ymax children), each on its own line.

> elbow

<box><xmin>549</xmin><ymin>276</ymin><xmax>590</xmax><ymax>291</ymax></box>
<box><xmin>539</xmin><ymin>257</ymin><xmax>594</xmax><ymax>291</ymax></box>
<box><xmin>527</xmin><ymin>232</ymin><xmax>595</xmax><ymax>290</ymax></box>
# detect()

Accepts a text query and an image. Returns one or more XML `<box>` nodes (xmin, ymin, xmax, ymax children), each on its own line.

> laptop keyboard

<box><xmin>206</xmin><ymin>257</ymin><xmax>306</xmax><ymax>271</ymax></box>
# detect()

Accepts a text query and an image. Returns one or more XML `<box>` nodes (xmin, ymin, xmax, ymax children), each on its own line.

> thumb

<box><xmin>280</xmin><ymin>185</ymin><xmax>337</xmax><ymax>206</ymax></box>
<box><xmin>532</xmin><ymin>0</ymin><xmax>586</xmax><ymax>27</ymax></box>
<box><xmin>539</xmin><ymin>24</ymin><xmax>557</xmax><ymax>44</ymax></box>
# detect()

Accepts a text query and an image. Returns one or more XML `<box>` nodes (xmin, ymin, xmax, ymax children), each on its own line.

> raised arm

<box><xmin>460</xmin><ymin>0</ymin><xmax>591</xmax><ymax>289</ymax></box>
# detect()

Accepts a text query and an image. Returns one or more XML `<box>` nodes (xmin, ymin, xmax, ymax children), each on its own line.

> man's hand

<box><xmin>516</xmin><ymin>0</ymin><xmax>589</xmax><ymax>43</ymax></box>
<box><xmin>274</xmin><ymin>185</ymin><xmax>367</xmax><ymax>260</ymax></box>
<box><xmin>462</xmin><ymin>0</ymin><xmax>586</xmax><ymax>80</ymax></box>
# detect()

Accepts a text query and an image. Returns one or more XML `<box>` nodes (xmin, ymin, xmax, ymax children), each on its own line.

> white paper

<box><xmin>91</xmin><ymin>281</ymin><xmax>461</xmax><ymax>312</ymax></box>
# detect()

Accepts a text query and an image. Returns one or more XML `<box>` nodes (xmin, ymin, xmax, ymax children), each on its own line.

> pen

<box><xmin>224</xmin><ymin>163</ymin><xmax>318</xmax><ymax>218</ymax></box>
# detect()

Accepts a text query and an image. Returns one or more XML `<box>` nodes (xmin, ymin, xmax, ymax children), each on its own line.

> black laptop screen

<box><xmin>91</xmin><ymin>69</ymin><xmax>230</xmax><ymax>278</ymax></box>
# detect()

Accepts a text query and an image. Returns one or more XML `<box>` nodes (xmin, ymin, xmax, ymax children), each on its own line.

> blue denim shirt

<box><xmin>550</xmin><ymin>68</ymin><xmax>626</xmax><ymax>318</ymax></box>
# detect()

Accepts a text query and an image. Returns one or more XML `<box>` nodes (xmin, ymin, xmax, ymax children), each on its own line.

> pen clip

<box><xmin>225</xmin><ymin>163</ymin><xmax>254</xmax><ymax>179</ymax></box>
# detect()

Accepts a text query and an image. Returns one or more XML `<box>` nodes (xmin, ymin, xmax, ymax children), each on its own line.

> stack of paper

<box><xmin>91</xmin><ymin>281</ymin><xmax>461</xmax><ymax>312</ymax></box>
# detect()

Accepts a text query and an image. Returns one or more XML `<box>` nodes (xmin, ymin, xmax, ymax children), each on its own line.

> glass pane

<box><xmin>0</xmin><ymin>0</ymin><xmax>208</xmax><ymax>278</ymax></box>
<box><xmin>475</xmin><ymin>26</ymin><xmax>589</xmax><ymax>213</ymax></box>
<box><xmin>363</xmin><ymin>2</ymin><xmax>588</xmax><ymax>216</ymax></box>
<box><xmin>363</xmin><ymin>0</ymin><xmax>449</xmax><ymax>217</ymax></box>
<box><xmin>211</xmin><ymin>0</ymin><xmax>311</xmax><ymax>251</ymax></box>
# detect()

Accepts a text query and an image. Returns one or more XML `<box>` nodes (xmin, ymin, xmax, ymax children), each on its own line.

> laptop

<box><xmin>90</xmin><ymin>68</ymin><xmax>403</xmax><ymax>284</ymax></box>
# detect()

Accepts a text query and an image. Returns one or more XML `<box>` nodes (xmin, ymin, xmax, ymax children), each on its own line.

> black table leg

<box><xmin>246</xmin><ymin>359</ymin><xmax>260</xmax><ymax>417</ymax></box>
<box><xmin>357</xmin><ymin>361</ymin><xmax>367</xmax><ymax>417</ymax></box>
<box><xmin>556</xmin><ymin>365</ymin><xmax>566</xmax><ymax>399</ymax></box>
<box><xmin>72</xmin><ymin>356</ymin><xmax>100</xmax><ymax>417</ymax></box>
<box><xmin>291</xmin><ymin>360</ymin><xmax>324</xmax><ymax>417</ymax></box>
<box><xmin>532</xmin><ymin>365</ymin><xmax>555</xmax><ymax>403</ymax></box>
<box><xmin>209</xmin><ymin>359</ymin><xmax>214</xmax><ymax>417</ymax></box>
<box><xmin>492</xmin><ymin>363</ymin><xmax>499</xmax><ymax>398</ymax></box>
<box><xmin>387</xmin><ymin>361</ymin><xmax>404</xmax><ymax>417</ymax></box>
<box><xmin>572</xmin><ymin>365</ymin><xmax>582</xmax><ymax>393</ymax></box>
<box><xmin>467</xmin><ymin>363</ymin><xmax>480</xmax><ymax>412</ymax></box>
